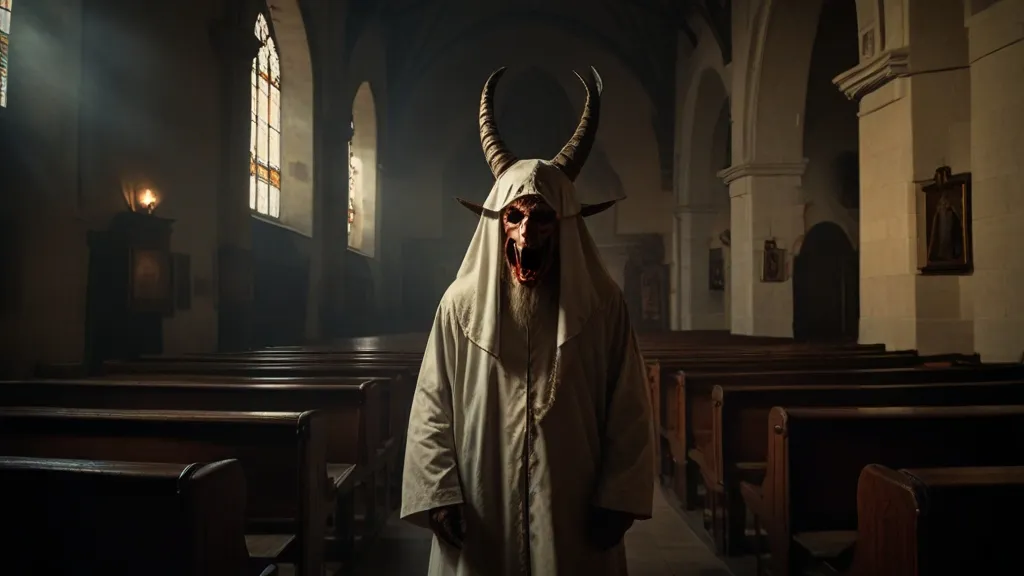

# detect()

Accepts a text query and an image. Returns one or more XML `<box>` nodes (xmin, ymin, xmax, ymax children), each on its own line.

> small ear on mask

<box><xmin>456</xmin><ymin>198</ymin><xmax>501</xmax><ymax>218</ymax></box>
<box><xmin>579</xmin><ymin>200</ymin><xmax>617</xmax><ymax>217</ymax></box>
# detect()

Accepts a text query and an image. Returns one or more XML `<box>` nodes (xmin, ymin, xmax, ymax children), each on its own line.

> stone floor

<box><xmin>348</xmin><ymin>485</ymin><xmax>735</xmax><ymax>576</ymax></box>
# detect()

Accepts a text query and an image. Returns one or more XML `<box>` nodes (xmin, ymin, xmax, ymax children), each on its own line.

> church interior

<box><xmin>1</xmin><ymin>0</ymin><xmax>1023</xmax><ymax>574</ymax></box>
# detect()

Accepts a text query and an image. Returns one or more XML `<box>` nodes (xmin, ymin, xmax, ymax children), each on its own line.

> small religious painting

<box><xmin>709</xmin><ymin>248</ymin><xmax>725</xmax><ymax>291</ymax></box>
<box><xmin>761</xmin><ymin>239</ymin><xmax>786</xmax><ymax>283</ymax></box>
<box><xmin>129</xmin><ymin>248</ymin><xmax>172</xmax><ymax>314</ymax></box>
<box><xmin>921</xmin><ymin>166</ymin><xmax>972</xmax><ymax>275</ymax></box>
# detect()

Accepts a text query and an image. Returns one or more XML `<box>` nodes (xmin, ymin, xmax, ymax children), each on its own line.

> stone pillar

<box><xmin>966</xmin><ymin>0</ymin><xmax>1024</xmax><ymax>360</ymax></box>
<box><xmin>210</xmin><ymin>20</ymin><xmax>261</xmax><ymax>351</ymax></box>
<box><xmin>719</xmin><ymin>161</ymin><xmax>807</xmax><ymax>337</ymax></box>
<box><xmin>835</xmin><ymin>39</ymin><xmax>974</xmax><ymax>354</ymax></box>
<box><xmin>674</xmin><ymin>206</ymin><xmax>726</xmax><ymax>330</ymax></box>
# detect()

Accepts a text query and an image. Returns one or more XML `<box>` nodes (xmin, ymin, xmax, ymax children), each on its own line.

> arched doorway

<box><xmin>793</xmin><ymin>221</ymin><xmax>858</xmax><ymax>342</ymax></box>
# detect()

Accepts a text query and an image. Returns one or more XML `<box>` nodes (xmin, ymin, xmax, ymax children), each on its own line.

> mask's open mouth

<box><xmin>505</xmin><ymin>238</ymin><xmax>547</xmax><ymax>286</ymax></box>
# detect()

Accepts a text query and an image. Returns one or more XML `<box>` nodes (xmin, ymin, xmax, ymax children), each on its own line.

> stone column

<box><xmin>719</xmin><ymin>161</ymin><xmax>807</xmax><ymax>337</ymax></box>
<box><xmin>674</xmin><ymin>206</ymin><xmax>725</xmax><ymax>330</ymax></box>
<box><xmin>834</xmin><ymin>42</ymin><xmax>974</xmax><ymax>354</ymax></box>
<box><xmin>210</xmin><ymin>20</ymin><xmax>261</xmax><ymax>351</ymax></box>
<box><xmin>966</xmin><ymin>0</ymin><xmax>1024</xmax><ymax>360</ymax></box>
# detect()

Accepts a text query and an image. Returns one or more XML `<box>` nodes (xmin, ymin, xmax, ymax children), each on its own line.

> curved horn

<box><xmin>552</xmin><ymin>67</ymin><xmax>603</xmax><ymax>182</ymax></box>
<box><xmin>479</xmin><ymin>68</ymin><xmax>518</xmax><ymax>179</ymax></box>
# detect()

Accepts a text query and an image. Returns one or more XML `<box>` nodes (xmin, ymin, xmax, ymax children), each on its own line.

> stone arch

<box><xmin>793</xmin><ymin>220</ymin><xmax>858</xmax><ymax>342</ymax></box>
<box><xmin>685</xmin><ymin>69</ymin><xmax>730</xmax><ymax>208</ymax></box>
<box><xmin>800</xmin><ymin>0</ymin><xmax>861</xmax><ymax>248</ymax></box>
<box><xmin>741</xmin><ymin>0</ymin><xmax>888</xmax><ymax>164</ymax></box>
<box><xmin>676</xmin><ymin>16</ymin><xmax>730</xmax><ymax>207</ymax></box>
<box><xmin>348</xmin><ymin>81</ymin><xmax>379</xmax><ymax>257</ymax></box>
<box><xmin>265</xmin><ymin>0</ymin><xmax>315</xmax><ymax>235</ymax></box>
<box><xmin>742</xmin><ymin>0</ymin><xmax>825</xmax><ymax>164</ymax></box>
<box><xmin>236</xmin><ymin>0</ymin><xmax>317</xmax><ymax>350</ymax></box>
<box><xmin>676</xmin><ymin>65</ymin><xmax>731</xmax><ymax>330</ymax></box>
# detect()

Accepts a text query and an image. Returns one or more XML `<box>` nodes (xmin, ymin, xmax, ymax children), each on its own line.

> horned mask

<box><xmin>457</xmin><ymin>67</ymin><xmax>616</xmax><ymax>288</ymax></box>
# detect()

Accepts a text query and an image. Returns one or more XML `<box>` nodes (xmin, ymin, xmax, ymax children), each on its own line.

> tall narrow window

<box><xmin>348</xmin><ymin>82</ymin><xmax>378</xmax><ymax>256</ymax></box>
<box><xmin>0</xmin><ymin>0</ymin><xmax>12</xmax><ymax>108</ymax></box>
<box><xmin>348</xmin><ymin>120</ymin><xmax>357</xmax><ymax>236</ymax></box>
<box><xmin>250</xmin><ymin>13</ymin><xmax>281</xmax><ymax>218</ymax></box>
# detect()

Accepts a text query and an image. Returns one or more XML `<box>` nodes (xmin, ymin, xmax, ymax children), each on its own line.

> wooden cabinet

<box><xmin>86</xmin><ymin>212</ymin><xmax>174</xmax><ymax>368</ymax></box>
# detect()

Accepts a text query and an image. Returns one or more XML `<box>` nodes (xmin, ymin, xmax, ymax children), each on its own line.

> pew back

<box><xmin>1</xmin><ymin>456</ymin><xmax>249</xmax><ymax>576</ymax></box>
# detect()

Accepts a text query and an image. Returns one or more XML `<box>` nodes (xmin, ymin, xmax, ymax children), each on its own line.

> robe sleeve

<box><xmin>593</xmin><ymin>295</ymin><xmax>655</xmax><ymax>519</ymax></box>
<box><xmin>399</xmin><ymin>298</ymin><xmax>465</xmax><ymax>528</ymax></box>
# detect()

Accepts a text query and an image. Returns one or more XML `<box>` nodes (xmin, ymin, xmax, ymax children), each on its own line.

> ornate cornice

<box><xmin>717</xmin><ymin>159</ymin><xmax>808</xmax><ymax>186</ymax></box>
<box><xmin>833</xmin><ymin>47</ymin><xmax>911</xmax><ymax>101</ymax></box>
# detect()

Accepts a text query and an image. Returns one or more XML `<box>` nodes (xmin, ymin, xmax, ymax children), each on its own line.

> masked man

<box><xmin>401</xmin><ymin>67</ymin><xmax>654</xmax><ymax>576</ymax></box>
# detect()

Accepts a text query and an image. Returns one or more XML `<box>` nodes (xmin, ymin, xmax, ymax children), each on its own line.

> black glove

<box><xmin>588</xmin><ymin>507</ymin><xmax>635</xmax><ymax>551</ymax></box>
<box><xmin>429</xmin><ymin>504</ymin><xmax>466</xmax><ymax>549</ymax></box>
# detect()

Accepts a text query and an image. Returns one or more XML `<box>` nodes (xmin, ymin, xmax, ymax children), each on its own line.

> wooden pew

<box><xmin>0</xmin><ymin>407</ymin><xmax>328</xmax><ymax>576</ymax></box>
<box><xmin>1</xmin><ymin>456</ymin><xmax>262</xmax><ymax>576</ymax></box>
<box><xmin>708</xmin><ymin>379</ymin><xmax>1024</xmax><ymax>554</ymax></box>
<box><xmin>102</xmin><ymin>360</ymin><xmax>412</xmax><ymax>510</ymax></box>
<box><xmin>103</xmin><ymin>359</ymin><xmax>417</xmax><ymax>489</ymax></box>
<box><xmin>668</xmin><ymin>362</ymin><xmax>1022</xmax><ymax>508</ymax></box>
<box><xmin>0</xmin><ymin>377</ymin><xmax>381</xmax><ymax>553</ymax></box>
<box><xmin>102</xmin><ymin>359</ymin><xmax>415</xmax><ymax>448</ymax></box>
<box><xmin>849</xmin><ymin>464</ymin><xmax>1024</xmax><ymax>576</ymax></box>
<box><xmin>741</xmin><ymin>405</ymin><xmax>1024</xmax><ymax>576</ymax></box>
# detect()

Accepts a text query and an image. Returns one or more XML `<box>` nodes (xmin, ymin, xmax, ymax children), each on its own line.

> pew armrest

<box><xmin>739</xmin><ymin>481</ymin><xmax>765</xmax><ymax>519</ymax></box>
<box><xmin>792</xmin><ymin>530</ymin><xmax>857</xmax><ymax>561</ymax></box>
<box><xmin>328</xmin><ymin>463</ymin><xmax>358</xmax><ymax>494</ymax></box>
<box><xmin>246</xmin><ymin>534</ymin><xmax>295</xmax><ymax>560</ymax></box>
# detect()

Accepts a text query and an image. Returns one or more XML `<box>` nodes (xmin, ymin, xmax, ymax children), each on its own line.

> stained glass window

<box><xmin>0</xmin><ymin>0</ymin><xmax>13</xmax><ymax>108</ymax></box>
<box><xmin>250</xmin><ymin>13</ymin><xmax>281</xmax><ymax>218</ymax></box>
<box><xmin>348</xmin><ymin>120</ymin><xmax>357</xmax><ymax>236</ymax></box>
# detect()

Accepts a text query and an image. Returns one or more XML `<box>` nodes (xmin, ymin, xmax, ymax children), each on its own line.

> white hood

<box><xmin>448</xmin><ymin>159</ymin><xmax>619</xmax><ymax>358</ymax></box>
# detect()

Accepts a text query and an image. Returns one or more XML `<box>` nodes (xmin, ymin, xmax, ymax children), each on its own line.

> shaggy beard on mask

<box><xmin>503</xmin><ymin>257</ymin><xmax>560</xmax><ymax>333</ymax></box>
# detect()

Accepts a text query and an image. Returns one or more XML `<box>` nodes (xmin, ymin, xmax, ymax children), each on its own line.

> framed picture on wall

<box><xmin>709</xmin><ymin>248</ymin><xmax>725</xmax><ymax>291</ymax></box>
<box><xmin>128</xmin><ymin>248</ymin><xmax>173</xmax><ymax>314</ymax></box>
<box><xmin>920</xmin><ymin>166</ymin><xmax>972</xmax><ymax>275</ymax></box>
<box><xmin>761</xmin><ymin>239</ymin><xmax>786</xmax><ymax>283</ymax></box>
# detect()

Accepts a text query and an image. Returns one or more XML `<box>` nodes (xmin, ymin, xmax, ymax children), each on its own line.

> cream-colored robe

<box><xmin>401</xmin><ymin>160</ymin><xmax>654</xmax><ymax>576</ymax></box>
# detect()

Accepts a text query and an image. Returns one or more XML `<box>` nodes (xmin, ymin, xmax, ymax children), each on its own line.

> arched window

<box><xmin>250</xmin><ymin>13</ymin><xmax>282</xmax><ymax>218</ymax></box>
<box><xmin>348</xmin><ymin>82</ymin><xmax>378</xmax><ymax>256</ymax></box>
<box><xmin>348</xmin><ymin>120</ymin><xmax>357</xmax><ymax>236</ymax></box>
<box><xmin>0</xmin><ymin>0</ymin><xmax>13</xmax><ymax>108</ymax></box>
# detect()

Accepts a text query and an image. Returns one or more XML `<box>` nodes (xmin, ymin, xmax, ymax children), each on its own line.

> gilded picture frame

<box><xmin>920</xmin><ymin>166</ymin><xmax>972</xmax><ymax>275</ymax></box>
<box><xmin>761</xmin><ymin>239</ymin><xmax>786</xmax><ymax>283</ymax></box>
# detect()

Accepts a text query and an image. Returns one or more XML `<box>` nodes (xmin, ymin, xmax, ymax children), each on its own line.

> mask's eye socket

<box><xmin>531</xmin><ymin>210</ymin><xmax>556</xmax><ymax>225</ymax></box>
<box><xmin>505</xmin><ymin>208</ymin><xmax>524</xmax><ymax>224</ymax></box>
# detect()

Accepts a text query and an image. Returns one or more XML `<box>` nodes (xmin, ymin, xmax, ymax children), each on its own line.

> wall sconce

<box><xmin>124</xmin><ymin>187</ymin><xmax>160</xmax><ymax>215</ymax></box>
<box><xmin>138</xmin><ymin>188</ymin><xmax>159</xmax><ymax>214</ymax></box>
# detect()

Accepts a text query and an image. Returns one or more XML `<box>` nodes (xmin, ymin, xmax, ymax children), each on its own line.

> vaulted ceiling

<box><xmin>344</xmin><ymin>0</ymin><xmax>731</xmax><ymax>188</ymax></box>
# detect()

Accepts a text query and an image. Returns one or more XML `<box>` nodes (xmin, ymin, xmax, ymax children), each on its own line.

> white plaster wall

<box><xmin>966</xmin><ymin>0</ymin><xmax>1024</xmax><ymax>361</ymax></box>
<box><xmin>274</xmin><ymin>0</ymin><xmax>315</xmax><ymax>237</ymax></box>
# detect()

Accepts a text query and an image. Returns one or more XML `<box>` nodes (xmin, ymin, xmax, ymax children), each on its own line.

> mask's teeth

<box><xmin>515</xmin><ymin>244</ymin><xmax>522</xmax><ymax>263</ymax></box>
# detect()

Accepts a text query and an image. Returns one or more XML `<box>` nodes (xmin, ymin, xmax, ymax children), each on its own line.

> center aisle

<box><xmin>348</xmin><ymin>485</ymin><xmax>736</xmax><ymax>576</ymax></box>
